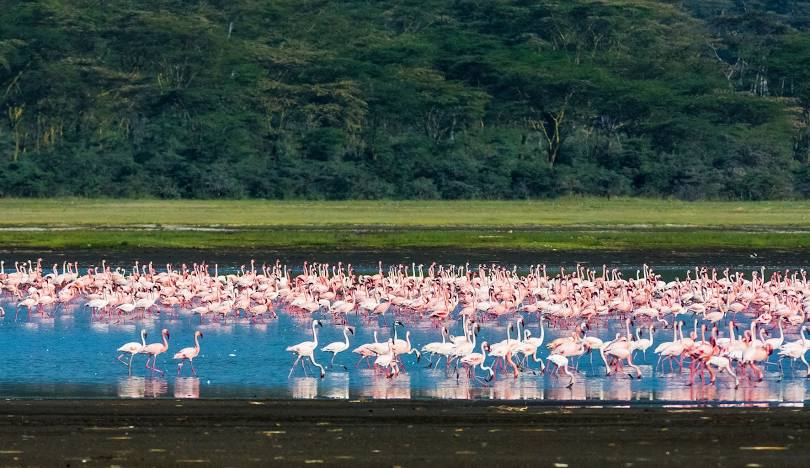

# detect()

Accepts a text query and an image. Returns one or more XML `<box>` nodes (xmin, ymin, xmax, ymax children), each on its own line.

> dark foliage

<box><xmin>1</xmin><ymin>0</ymin><xmax>809</xmax><ymax>199</ymax></box>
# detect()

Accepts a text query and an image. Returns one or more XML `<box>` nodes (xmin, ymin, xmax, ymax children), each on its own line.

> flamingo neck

<box><xmin>194</xmin><ymin>333</ymin><xmax>201</xmax><ymax>352</ymax></box>
<box><xmin>312</xmin><ymin>322</ymin><xmax>319</xmax><ymax>347</ymax></box>
<box><xmin>480</xmin><ymin>345</ymin><xmax>492</xmax><ymax>373</ymax></box>
<box><xmin>538</xmin><ymin>318</ymin><xmax>545</xmax><ymax>345</ymax></box>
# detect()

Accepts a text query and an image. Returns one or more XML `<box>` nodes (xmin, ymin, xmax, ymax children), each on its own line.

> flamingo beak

<box><xmin>199</xmin><ymin>332</ymin><xmax>204</xmax><ymax>339</ymax></box>
<box><xmin>317</xmin><ymin>320</ymin><xmax>323</xmax><ymax>327</ymax></box>
<box><xmin>349</xmin><ymin>327</ymin><xmax>355</xmax><ymax>335</ymax></box>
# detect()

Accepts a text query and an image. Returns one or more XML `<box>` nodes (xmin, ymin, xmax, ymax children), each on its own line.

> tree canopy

<box><xmin>1</xmin><ymin>0</ymin><xmax>809</xmax><ymax>199</ymax></box>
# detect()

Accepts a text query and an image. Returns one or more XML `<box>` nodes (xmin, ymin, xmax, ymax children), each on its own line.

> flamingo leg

<box><xmin>288</xmin><ymin>355</ymin><xmax>302</xmax><ymax>377</ymax></box>
<box><xmin>301</xmin><ymin>356</ymin><xmax>310</xmax><ymax>376</ymax></box>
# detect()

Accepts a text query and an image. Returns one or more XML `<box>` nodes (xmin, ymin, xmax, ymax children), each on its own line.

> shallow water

<box><xmin>2</xmin><ymin>249</ymin><xmax>809</xmax><ymax>405</ymax></box>
<box><xmin>0</xmin><ymin>299</ymin><xmax>808</xmax><ymax>405</ymax></box>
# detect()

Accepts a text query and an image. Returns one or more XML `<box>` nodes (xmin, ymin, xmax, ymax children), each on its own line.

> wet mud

<box><xmin>1</xmin><ymin>399</ymin><xmax>808</xmax><ymax>466</ymax></box>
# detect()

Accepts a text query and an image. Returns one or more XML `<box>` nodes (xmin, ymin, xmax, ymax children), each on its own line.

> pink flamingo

<box><xmin>173</xmin><ymin>331</ymin><xmax>203</xmax><ymax>376</ymax></box>
<box><xmin>141</xmin><ymin>329</ymin><xmax>170</xmax><ymax>375</ymax></box>
<box><xmin>459</xmin><ymin>341</ymin><xmax>494</xmax><ymax>383</ymax></box>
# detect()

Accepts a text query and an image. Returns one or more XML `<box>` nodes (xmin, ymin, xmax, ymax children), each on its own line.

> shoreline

<box><xmin>2</xmin><ymin>399</ymin><xmax>808</xmax><ymax>466</ymax></box>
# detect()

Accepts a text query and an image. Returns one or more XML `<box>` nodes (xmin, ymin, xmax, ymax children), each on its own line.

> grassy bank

<box><xmin>1</xmin><ymin>198</ymin><xmax>808</xmax><ymax>250</ymax></box>
<box><xmin>1</xmin><ymin>198</ymin><xmax>810</xmax><ymax>227</ymax></box>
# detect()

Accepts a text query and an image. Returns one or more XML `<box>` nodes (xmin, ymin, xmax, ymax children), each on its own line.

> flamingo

<box><xmin>141</xmin><ymin>329</ymin><xmax>170</xmax><ymax>375</ymax></box>
<box><xmin>173</xmin><ymin>331</ymin><xmax>203</xmax><ymax>376</ymax></box>
<box><xmin>116</xmin><ymin>329</ymin><xmax>148</xmax><ymax>372</ymax></box>
<box><xmin>321</xmin><ymin>326</ymin><xmax>354</xmax><ymax>370</ymax></box>
<box><xmin>286</xmin><ymin>319</ymin><xmax>326</xmax><ymax>378</ymax></box>
<box><xmin>631</xmin><ymin>324</ymin><xmax>655</xmax><ymax>361</ymax></box>
<box><xmin>546</xmin><ymin>354</ymin><xmax>575</xmax><ymax>388</ymax></box>
<box><xmin>374</xmin><ymin>339</ymin><xmax>399</xmax><ymax>378</ymax></box>
<box><xmin>85</xmin><ymin>291</ymin><xmax>110</xmax><ymax>318</ymax></box>
<box><xmin>458</xmin><ymin>341</ymin><xmax>494</xmax><ymax>382</ymax></box>
<box><xmin>741</xmin><ymin>343</ymin><xmax>774</xmax><ymax>382</ymax></box>
<box><xmin>778</xmin><ymin>326</ymin><xmax>810</xmax><ymax>377</ymax></box>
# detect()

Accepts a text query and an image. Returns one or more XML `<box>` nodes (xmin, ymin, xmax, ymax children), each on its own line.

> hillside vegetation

<box><xmin>2</xmin><ymin>0</ymin><xmax>810</xmax><ymax>199</ymax></box>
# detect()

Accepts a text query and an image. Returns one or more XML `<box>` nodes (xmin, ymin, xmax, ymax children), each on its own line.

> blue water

<box><xmin>1</xmin><ymin>299</ymin><xmax>809</xmax><ymax>405</ymax></box>
<box><xmin>3</xmin><ymin>250</ymin><xmax>810</xmax><ymax>404</ymax></box>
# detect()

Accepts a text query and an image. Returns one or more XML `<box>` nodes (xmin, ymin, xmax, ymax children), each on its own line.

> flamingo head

<box><xmin>347</xmin><ymin>326</ymin><xmax>355</xmax><ymax>335</ymax></box>
<box><xmin>162</xmin><ymin>329</ymin><xmax>170</xmax><ymax>339</ymax></box>
<box><xmin>141</xmin><ymin>330</ymin><xmax>148</xmax><ymax>338</ymax></box>
<box><xmin>315</xmin><ymin>320</ymin><xmax>323</xmax><ymax>328</ymax></box>
<box><xmin>482</xmin><ymin>341</ymin><xmax>491</xmax><ymax>352</ymax></box>
<box><xmin>196</xmin><ymin>331</ymin><xmax>203</xmax><ymax>339</ymax></box>
<box><xmin>395</xmin><ymin>320</ymin><xmax>404</xmax><ymax>327</ymax></box>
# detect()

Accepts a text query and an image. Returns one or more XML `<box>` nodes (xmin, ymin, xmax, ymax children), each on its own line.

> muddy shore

<box><xmin>1</xmin><ymin>399</ymin><xmax>808</xmax><ymax>466</ymax></box>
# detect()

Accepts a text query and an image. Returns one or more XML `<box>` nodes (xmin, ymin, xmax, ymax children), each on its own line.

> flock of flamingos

<box><xmin>1</xmin><ymin>259</ymin><xmax>810</xmax><ymax>390</ymax></box>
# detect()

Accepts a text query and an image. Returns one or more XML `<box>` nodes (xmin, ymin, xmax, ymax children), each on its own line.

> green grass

<box><xmin>0</xmin><ymin>228</ymin><xmax>807</xmax><ymax>250</ymax></box>
<box><xmin>1</xmin><ymin>198</ymin><xmax>810</xmax><ymax>227</ymax></box>
<box><xmin>1</xmin><ymin>198</ymin><xmax>808</xmax><ymax>250</ymax></box>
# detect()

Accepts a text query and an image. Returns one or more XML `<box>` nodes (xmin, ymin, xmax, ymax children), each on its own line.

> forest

<box><xmin>1</xmin><ymin>0</ymin><xmax>810</xmax><ymax>200</ymax></box>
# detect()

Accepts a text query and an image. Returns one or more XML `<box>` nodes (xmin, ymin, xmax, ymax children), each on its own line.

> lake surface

<box><xmin>1</xmin><ymin>248</ymin><xmax>809</xmax><ymax>405</ymax></box>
